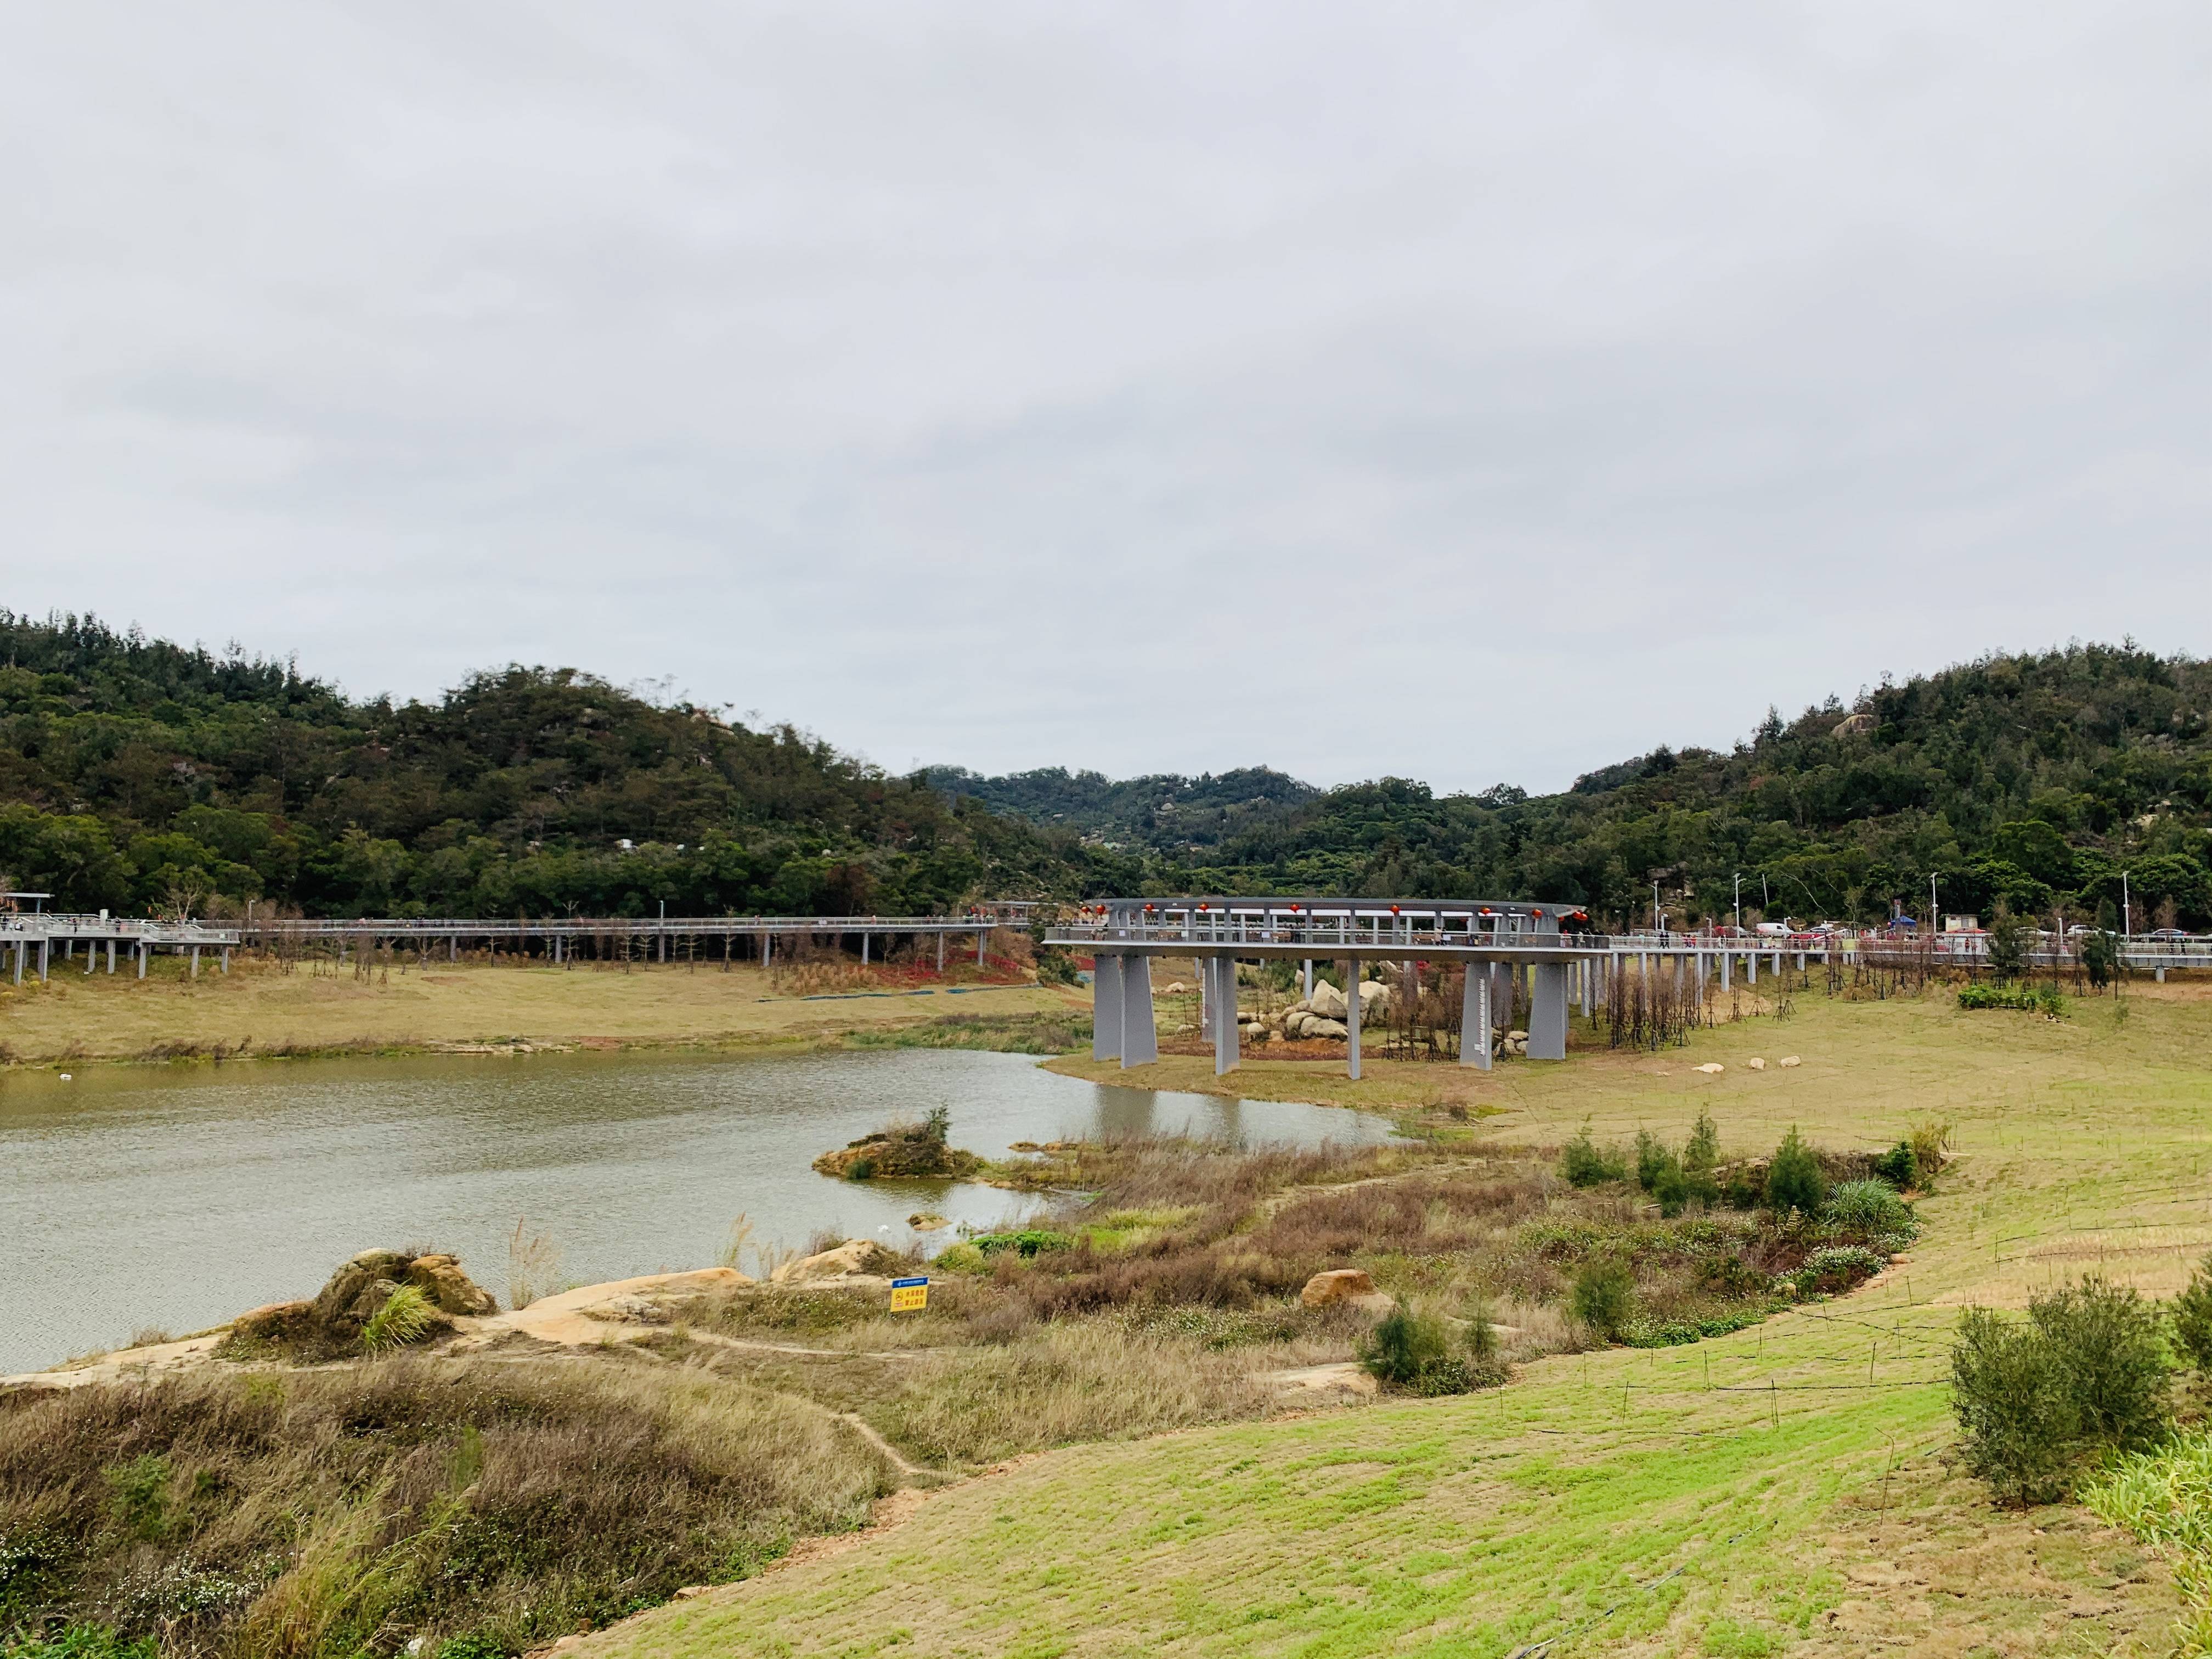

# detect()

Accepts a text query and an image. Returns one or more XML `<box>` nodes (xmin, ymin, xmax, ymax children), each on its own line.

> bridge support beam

<box><xmin>39</xmin><ymin>940</ymin><xmax>49</xmax><ymax>983</ymax></box>
<box><xmin>860</xmin><ymin>932</ymin><xmax>870</xmax><ymax>965</ymax></box>
<box><xmin>1345</xmin><ymin>955</ymin><xmax>1361</xmax><ymax>1080</ymax></box>
<box><xmin>1530</xmin><ymin>963</ymin><xmax>1568</xmax><ymax>1060</ymax></box>
<box><xmin>1092</xmin><ymin>954</ymin><xmax>1125</xmax><ymax>1062</ymax></box>
<box><xmin>107</xmin><ymin>940</ymin><xmax>116</xmax><ymax>974</ymax></box>
<box><xmin>1302</xmin><ymin>959</ymin><xmax>1313</xmax><ymax>1000</ymax></box>
<box><xmin>1121</xmin><ymin>956</ymin><xmax>1157</xmax><ymax>1066</ymax></box>
<box><xmin>937</xmin><ymin>933</ymin><xmax>946</xmax><ymax>973</ymax></box>
<box><xmin>137</xmin><ymin>944</ymin><xmax>147</xmax><ymax>979</ymax></box>
<box><xmin>1211</xmin><ymin>956</ymin><xmax>1239</xmax><ymax>1076</ymax></box>
<box><xmin>1460</xmin><ymin>964</ymin><xmax>1492</xmax><ymax>1069</ymax></box>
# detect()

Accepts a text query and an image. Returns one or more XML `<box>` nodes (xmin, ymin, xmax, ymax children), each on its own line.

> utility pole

<box><xmin>1652</xmin><ymin>881</ymin><xmax>1660</xmax><ymax>934</ymax></box>
<box><xmin>1733</xmin><ymin>873</ymin><xmax>1741</xmax><ymax>934</ymax></box>
<box><xmin>2122</xmin><ymin>869</ymin><xmax>2131</xmax><ymax>937</ymax></box>
<box><xmin>1929</xmin><ymin>873</ymin><xmax>1938</xmax><ymax>933</ymax></box>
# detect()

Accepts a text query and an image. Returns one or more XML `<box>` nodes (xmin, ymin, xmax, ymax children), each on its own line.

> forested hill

<box><xmin>4</xmin><ymin>614</ymin><xmax>2208</xmax><ymax>929</ymax></box>
<box><xmin>924</xmin><ymin>765</ymin><xmax>1317</xmax><ymax>854</ymax></box>
<box><xmin>0</xmin><ymin>612</ymin><xmax>1138</xmax><ymax>918</ymax></box>
<box><xmin>944</xmin><ymin>645</ymin><xmax>2212</xmax><ymax>929</ymax></box>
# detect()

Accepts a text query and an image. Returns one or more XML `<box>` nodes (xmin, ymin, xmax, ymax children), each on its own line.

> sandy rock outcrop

<box><xmin>771</xmin><ymin>1238</ymin><xmax>909</xmax><ymax>1285</ymax></box>
<box><xmin>1299</xmin><ymin>1268</ymin><xmax>1396</xmax><ymax>1316</ymax></box>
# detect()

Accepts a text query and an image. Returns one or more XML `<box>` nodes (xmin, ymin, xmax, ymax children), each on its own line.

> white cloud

<box><xmin>7</xmin><ymin>1</ymin><xmax>2206</xmax><ymax>791</ymax></box>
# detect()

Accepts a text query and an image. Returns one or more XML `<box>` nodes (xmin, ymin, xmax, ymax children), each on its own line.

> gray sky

<box><xmin>7</xmin><ymin>3</ymin><xmax>2207</xmax><ymax>794</ymax></box>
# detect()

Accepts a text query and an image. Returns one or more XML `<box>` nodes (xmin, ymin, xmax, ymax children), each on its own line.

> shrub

<box><xmin>1985</xmin><ymin>910</ymin><xmax>2028</xmax><ymax>981</ymax></box>
<box><xmin>0</xmin><ymin>1629</ymin><xmax>156</xmax><ymax>1659</ymax></box>
<box><xmin>1560</xmin><ymin>1124</ymin><xmax>1627</xmax><ymax>1187</ymax></box>
<box><xmin>1871</xmin><ymin>1142</ymin><xmax>1916</xmax><ymax>1188</ymax></box>
<box><xmin>2173</xmin><ymin>1255</ymin><xmax>2212</xmax><ymax>1372</ymax></box>
<box><xmin>1792</xmin><ymin>1245</ymin><xmax>1886</xmax><ymax>1296</ymax></box>
<box><xmin>1952</xmin><ymin>1275</ymin><xmax>2176</xmax><ymax>1505</ymax></box>
<box><xmin>2080</xmin><ymin>928</ymin><xmax>2118</xmax><ymax>990</ymax></box>
<box><xmin>843</xmin><ymin>1156</ymin><xmax>877</xmax><ymax>1181</ymax></box>
<box><xmin>1953</xmin><ymin>1305</ymin><xmax>2085</xmax><ymax>1505</ymax></box>
<box><xmin>968</xmin><ymin>1230</ymin><xmax>1073</xmax><ymax>1259</ymax></box>
<box><xmin>1959</xmin><ymin>984</ymin><xmax>2038</xmax><ymax>1011</ymax></box>
<box><xmin>1766</xmin><ymin>1127</ymin><xmax>1826</xmax><ymax>1216</ymax></box>
<box><xmin>1825</xmin><ymin>1179</ymin><xmax>1913</xmax><ymax>1239</ymax></box>
<box><xmin>360</xmin><ymin>1284</ymin><xmax>436</xmax><ymax>1353</ymax></box>
<box><xmin>2030</xmin><ymin>1276</ymin><xmax>2171</xmax><ymax>1449</ymax></box>
<box><xmin>1463</xmin><ymin>1295</ymin><xmax>1508</xmax><ymax>1388</ymax></box>
<box><xmin>1683</xmin><ymin>1110</ymin><xmax>1720</xmax><ymax>1173</ymax></box>
<box><xmin>1907</xmin><ymin>1119</ymin><xmax>1953</xmax><ymax>1187</ymax></box>
<box><xmin>1570</xmin><ymin>1257</ymin><xmax>1635</xmax><ymax>1340</ymax></box>
<box><xmin>1635</xmin><ymin>1130</ymin><xmax>1678</xmax><ymax>1193</ymax></box>
<box><xmin>1357</xmin><ymin>1305</ymin><xmax>1468</xmax><ymax>1394</ymax></box>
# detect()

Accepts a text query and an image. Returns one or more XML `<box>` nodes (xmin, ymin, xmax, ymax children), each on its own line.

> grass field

<box><xmin>0</xmin><ymin>956</ymin><xmax>1084</xmax><ymax>1064</ymax></box>
<box><xmin>583</xmin><ymin>980</ymin><xmax>2212</xmax><ymax>1658</ymax></box>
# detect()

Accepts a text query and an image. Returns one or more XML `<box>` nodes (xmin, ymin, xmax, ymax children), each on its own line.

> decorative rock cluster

<box><xmin>1246</xmin><ymin>978</ymin><xmax>1391</xmax><ymax>1042</ymax></box>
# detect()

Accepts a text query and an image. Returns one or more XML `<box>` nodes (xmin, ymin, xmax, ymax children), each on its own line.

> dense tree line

<box><xmin>967</xmin><ymin>645</ymin><xmax>2212</xmax><ymax>930</ymax></box>
<box><xmin>0</xmin><ymin>612</ymin><xmax>1140</xmax><ymax>918</ymax></box>
<box><xmin>4</xmin><ymin>614</ymin><xmax>2207</xmax><ymax>929</ymax></box>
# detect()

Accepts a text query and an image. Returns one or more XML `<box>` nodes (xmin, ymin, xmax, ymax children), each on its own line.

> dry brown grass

<box><xmin>0</xmin><ymin>956</ymin><xmax>1079</xmax><ymax>1065</ymax></box>
<box><xmin>0</xmin><ymin>1357</ymin><xmax>889</xmax><ymax>1655</ymax></box>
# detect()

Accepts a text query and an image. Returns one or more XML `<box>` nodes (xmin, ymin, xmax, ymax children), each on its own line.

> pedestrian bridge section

<box><xmin>1047</xmin><ymin>895</ymin><xmax>1617</xmax><ymax>1081</ymax></box>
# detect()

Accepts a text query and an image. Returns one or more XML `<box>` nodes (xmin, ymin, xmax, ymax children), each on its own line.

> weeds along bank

<box><xmin>0</xmin><ymin>954</ymin><xmax>1082</xmax><ymax>1066</ymax></box>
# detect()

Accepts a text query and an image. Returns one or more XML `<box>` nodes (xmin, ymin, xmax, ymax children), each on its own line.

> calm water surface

<box><xmin>0</xmin><ymin>1048</ymin><xmax>1395</xmax><ymax>1373</ymax></box>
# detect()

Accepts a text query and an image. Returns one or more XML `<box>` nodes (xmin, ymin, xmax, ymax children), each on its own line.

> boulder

<box><xmin>1694</xmin><ymin>1062</ymin><xmax>1725</xmax><ymax>1075</ymax></box>
<box><xmin>1300</xmin><ymin>1268</ymin><xmax>1375</xmax><ymax>1307</ymax></box>
<box><xmin>907</xmin><ymin>1212</ymin><xmax>950</xmax><ymax>1231</ymax></box>
<box><xmin>1747</xmin><ymin>1057</ymin><xmax>1767</xmax><ymax>1071</ymax></box>
<box><xmin>1507</xmin><ymin>1029</ymin><xmax>1528</xmax><ymax>1043</ymax></box>
<box><xmin>1299</xmin><ymin>1268</ymin><xmax>1395</xmax><ymax>1317</ymax></box>
<box><xmin>771</xmin><ymin>1238</ymin><xmax>907</xmax><ymax>1285</ymax></box>
<box><xmin>231</xmin><ymin>1299</ymin><xmax>314</xmax><ymax>1341</ymax></box>
<box><xmin>1357</xmin><ymin>981</ymin><xmax>1391</xmax><ymax>1013</ymax></box>
<box><xmin>1778</xmin><ymin>1054</ymin><xmax>1802</xmax><ymax>1069</ymax></box>
<box><xmin>309</xmin><ymin>1249</ymin><xmax>411</xmax><ymax>1332</ymax></box>
<box><xmin>407</xmin><ymin>1253</ymin><xmax>496</xmax><ymax>1317</ymax></box>
<box><xmin>1308</xmin><ymin>979</ymin><xmax>1347</xmax><ymax>1020</ymax></box>
<box><xmin>1306</xmin><ymin>1017</ymin><xmax>1348</xmax><ymax>1040</ymax></box>
<box><xmin>1164</xmin><ymin>981</ymin><xmax>1188</xmax><ymax>995</ymax></box>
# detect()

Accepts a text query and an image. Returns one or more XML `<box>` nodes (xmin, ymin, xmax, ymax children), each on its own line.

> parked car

<box><xmin>2149</xmin><ymin>928</ymin><xmax>2191</xmax><ymax>941</ymax></box>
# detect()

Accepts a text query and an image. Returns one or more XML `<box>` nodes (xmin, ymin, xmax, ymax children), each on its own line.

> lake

<box><xmin>0</xmin><ymin>1048</ymin><xmax>1396</xmax><ymax>1373</ymax></box>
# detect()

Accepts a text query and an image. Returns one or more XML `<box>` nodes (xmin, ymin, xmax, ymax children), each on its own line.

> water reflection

<box><xmin>0</xmin><ymin>1049</ymin><xmax>1396</xmax><ymax>1373</ymax></box>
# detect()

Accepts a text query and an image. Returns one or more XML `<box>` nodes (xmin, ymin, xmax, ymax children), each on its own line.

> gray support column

<box><xmin>9</xmin><ymin>942</ymin><xmax>19</xmax><ymax>985</ymax></box>
<box><xmin>1213</xmin><ymin>955</ymin><xmax>1239</xmax><ymax>1076</ymax></box>
<box><xmin>937</xmin><ymin>932</ymin><xmax>946</xmax><ymax>973</ymax></box>
<box><xmin>1721</xmin><ymin>950</ymin><xmax>1731</xmax><ymax>990</ymax></box>
<box><xmin>1748</xmin><ymin>951</ymin><xmax>1757</xmax><ymax>985</ymax></box>
<box><xmin>1302</xmin><ymin>959</ymin><xmax>1313</xmax><ymax>1000</ymax></box>
<box><xmin>978</xmin><ymin>928</ymin><xmax>987</xmax><ymax>966</ymax></box>
<box><xmin>84</xmin><ymin>939</ymin><xmax>95</xmax><ymax>974</ymax></box>
<box><xmin>1460</xmin><ymin>964</ymin><xmax>1492</xmax><ymax>1070</ymax></box>
<box><xmin>450</xmin><ymin>935</ymin><xmax>458</xmax><ymax>962</ymax></box>
<box><xmin>137</xmin><ymin>944</ymin><xmax>147</xmax><ymax>979</ymax></box>
<box><xmin>1345</xmin><ymin>955</ymin><xmax>1362</xmax><ymax>1079</ymax></box>
<box><xmin>1092</xmin><ymin>953</ymin><xmax>1125</xmax><ymax>1062</ymax></box>
<box><xmin>1580</xmin><ymin>957</ymin><xmax>1594</xmax><ymax>1017</ymax></box>
<box><xmin>190</xmin><ymin>946</ymin><xmax>200</xmax><ymax>979</ymax></box>
<box><xmin>1530</xmin><ymin>963</ymin><xmax>1568</xmax><ymax>1060</ymax></box>
<box><xmin>861</xmin><ymin>932</ymin><xmax>870</xmax><ymax>965</ymax></box>
<box><xmin>764</xmin><ymin>931</ymin><xmax>774</xmax><ymax>968</ymax></box>
<box><xmin>39</xmin><ymin>940</ymin><xmax>49</xmax><ymax>983</ymax></box>
<box><xmin>221</xmin><ymin>947</ymin><xmax>230</xmax><ymax>973</ymax></box>
<box><xmin>107</xmin><ymin>940</ymin><xmax>116</xmax><ymax>974</ymax></box>
<box><xmin>1121</xmin><ymin>956</ymin><xmax>1157</xmax><ymax>1066</ymax></box>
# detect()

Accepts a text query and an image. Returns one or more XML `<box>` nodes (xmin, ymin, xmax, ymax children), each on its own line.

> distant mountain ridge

<box><xmin>923</xmin><ymin>765</ymin><xmax>1318</xmax><ymax>854</ymax></box>
<box><xmin>2</xmin><ymin>611</ymin><xmax>2204</xmax><ymax>928</ymax></box>
<box><xmin>935</xmin><ymin>644</ymin><xmax>2212</xmax><ymax>928</ymax></box>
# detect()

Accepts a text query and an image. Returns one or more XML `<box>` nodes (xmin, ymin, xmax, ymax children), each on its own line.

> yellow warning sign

<box><xmin>890</xmin><ymin>1276</ymin><xmax>929</xmax><ymax>1312</ymax></box>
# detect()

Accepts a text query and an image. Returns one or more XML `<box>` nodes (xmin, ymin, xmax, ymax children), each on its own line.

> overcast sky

<box><xmin>5</xmin><ymin>3</ymin><xmax>2206</xmax><ymax>794</ymax></box>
